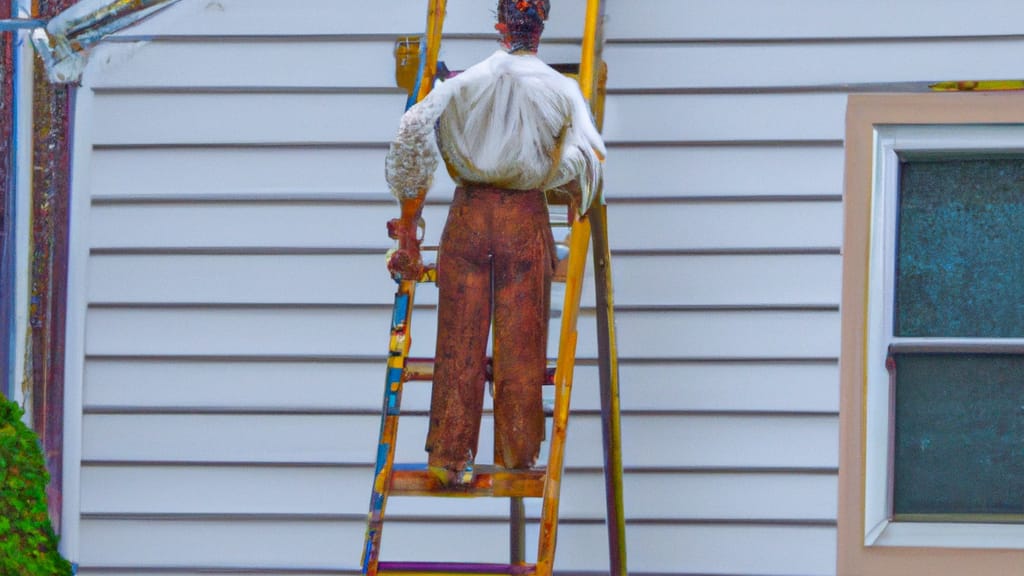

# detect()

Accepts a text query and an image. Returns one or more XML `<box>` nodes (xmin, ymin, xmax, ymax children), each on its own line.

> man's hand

<box><xmin>552</xmin><ymin>179</ymin><xmax>585</xmax><ymax>218</ymax></box>
<box><xmin>386</xmin><ymin>199</ymin><xmax>425</xmax><ymax>282</ymax></box>
<box><xmin>386</xmin><ymin>245</ymin><xmax>424</xmax><ymax>282</ymax></box>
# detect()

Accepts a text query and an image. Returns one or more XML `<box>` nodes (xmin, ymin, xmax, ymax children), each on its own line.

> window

<box><xmin>839</xmin><ymin>94</ymin><xmax>1024</xmax><ymax>574</ymax></box>
<box><xmin>890</xmin><ymin>156</ymin><xmax>1024</xmax><ymax>524</ymax></box>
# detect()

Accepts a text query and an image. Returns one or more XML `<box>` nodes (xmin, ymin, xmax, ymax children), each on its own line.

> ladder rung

<box><xmin>418</xmin><ymin>265</ymin><xmax>438</xmax><ymax>284</ymax></box>
<box><xmin>378</xmin><ymin>561</ymin><xmax>536</xmax><ymax>575</ymax></box>
<box><xmin>404</xmin><ymin>358</ymin><xmax>556</xmax><ymax>385</ymax></box>
<box><xmin>390</xmin><ymin>465</ymin><xmax>546</xmax><ymax>498</ymax></box>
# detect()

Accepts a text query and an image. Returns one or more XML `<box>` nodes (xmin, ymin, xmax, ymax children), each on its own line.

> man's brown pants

<box><xmin>425</xmin><ymin>185</ymin><xmax>554</xmax><ymax>472</ymax></box>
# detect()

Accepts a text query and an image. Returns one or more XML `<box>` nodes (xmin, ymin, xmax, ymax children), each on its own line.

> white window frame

<box><xmin>863</xmin><ymin>123</ymin><xmax>1024</xmax><ymax>549</ymax></box>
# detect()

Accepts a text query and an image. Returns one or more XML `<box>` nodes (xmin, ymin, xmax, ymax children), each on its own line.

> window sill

<box><xmin>867</xmin><ymin>520</ymin><xmax>1024</xmax><ymax>549</ymax></box>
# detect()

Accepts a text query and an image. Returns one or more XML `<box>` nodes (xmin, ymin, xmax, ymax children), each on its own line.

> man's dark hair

<box><xmin>497</xmin><ymin>0</ymin><xmax>550</xmax><ymax>53</ymax></box>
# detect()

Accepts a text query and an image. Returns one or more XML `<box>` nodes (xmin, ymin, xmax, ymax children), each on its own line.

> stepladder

<box><xmin>361</xmin><ymin>2</ymin><xmax>625</xmax><ymax>574</ymax></box>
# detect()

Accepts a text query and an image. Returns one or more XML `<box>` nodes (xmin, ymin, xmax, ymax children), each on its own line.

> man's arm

<box><xmin>384</xmin><ymin>78</ymin><xmax>456</xmax><ymax>281</ymax></box>
<box><xmin>549</xmin><ymin>76</ymin><xmax>605</xmax><ymax>216</ymax></box>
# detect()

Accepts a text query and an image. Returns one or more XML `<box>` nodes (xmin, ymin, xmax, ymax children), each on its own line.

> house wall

<box><xmin>64</xmin><ymin>0</ymin><xmax>1024</xmax><ymax>574</ymax></box>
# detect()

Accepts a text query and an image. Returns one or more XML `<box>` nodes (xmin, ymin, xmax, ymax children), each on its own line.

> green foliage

<box><xmin>0</xmin><ymin>397</ymin><xmax>73</xmax><ymax>575</ymax></box>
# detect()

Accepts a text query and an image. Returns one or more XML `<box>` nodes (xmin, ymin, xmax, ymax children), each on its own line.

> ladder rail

<box><xmin>592</xmin><ymin>203</ymin><xmax>628</xmax><ymax>576</ymax></box>
<box><xmin>362</xmin><ymin>286</ymin><xmax>416</xmax><ymax>574</ymax></box>
<box><xmin>536</xmin><ymin>217</ymin><xmax>590</xmax><ymax>575</ymax></box>
<box><xmin>535</xmin><ymin>1</ymin><xmax>617</xmax><ymax>575</ymax></box>
<box><xmin>584</xmin><ymin>9</ymin><xmax>628</xmax><ymax>572</ymax></box>
<box><xmin>362</xmin><ymin>2</ymin><xmax>448</xmax><ymax>574</ymax></box>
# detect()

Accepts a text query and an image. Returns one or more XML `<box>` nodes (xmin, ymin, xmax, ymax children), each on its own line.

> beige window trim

<box><xmin>838</xmin><ymin>93</ymin><xmax>1024</xmax><ymax>576</ymax></box>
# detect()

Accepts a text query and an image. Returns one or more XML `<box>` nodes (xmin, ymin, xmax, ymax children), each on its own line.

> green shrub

<box><xmin>0</xmin><ymin>396</ymin><xmax>73</xmax><ymax>575</ymax></box>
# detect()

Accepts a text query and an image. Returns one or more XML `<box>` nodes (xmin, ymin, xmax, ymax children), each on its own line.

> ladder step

<box><xmin>378</xmin><ymin>561</ymin><xmax>536</xmax><ymax>575</ymax></box>
<box><xmin>405</xmin><ymin>357</ymin><xmax>556</xmax><ymax>385</ymax></box>
<box><xmin>390</xmin><ymin>465</ymin><xmax>546</xmax><ymax>498</ymax></box>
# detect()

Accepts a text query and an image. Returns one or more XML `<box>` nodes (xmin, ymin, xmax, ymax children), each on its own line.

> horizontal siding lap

<box><xmin>82</xmin><ymin>307</ymin><xmax>839</xmax><ymax>359</ymax></box>
<box><xmin>81</xmin><ymin>413</ymin><xmax>380</xmax><ymax>464</ymax></box>
<box><xmin>552</xmin><ymin>471</ymin><xmax>838</xmax><ymax>521</ymax></box>
<box><xmin>78</xmin><ymin>465</ymin><xmax>836</xmax><ymax>521</ymax></box>
<box><xmin>86</xmin><ymin>40</ymin><xmax>399</xmax><ymax>89</ymax></box>
<box><xmin>90</xmin><ymin>92</ymin><xmax>846</xmax><ymax>146</ymax></box>
<box><xmin>116</xmin><ymin>0</ymin><xmax>590</xmax><ymax>39</ymax></box>
<box><xmin>555</xmin><ymin>524</ymin><xmax>836</xmax><ymax>575</ymax></box>
<box><xmin>91</xmin><ymin>92</ymin><xmax>405</xmax><ymax>146</ymax></box>
<box><xmin>87</xmin><ymin>200</ymin><xmax>841</xmax><ymax>252</ymax></box>
<box><xmin>86</xmin><ymin>39</ymin><xmax>584</xmax><ymax>90</ymax></box>
<box><xmin>604</xmin><ymin>93</ymin><xmax>846</xmax><ymax>143</ymax></box>
<box><xmin>612</xmin><ymin>310</ymin><xmax>839</xmax><ymax>359</ymax></box>
<box><xmin>89</xmin><ymin>147</ymin><xmax>394</xmax><ymax>199</ymax></box>
<box><xmin>606</xmin><ymin>201</ymin><xmax>841</xmax><ymax>252</ymax></box>
<box><xmin>613</xmin><ymin>254</ymin><xmax>841</xmax><ymax>306</ymax></box>
<box><xmin>77</xmin><ymin>518</ymin><xmax>835</xmax><ymax>574</ymax></box>
<box><xmin>605</xmin><ymin>0</ymin><xmax>1024</xmax><ymax>41</ymax></box>
<box><xmin>74</xmin><ymin>517</ymin><xmax>380</xmax><ymax>570</ymax></box>
<box><xmin>605</xmin><ymin>39</ymin><xmax>1024</xmax><ymax>91</ymax></box>
<box><xmin>82</xmin><ymin>358</ymin><xmax>395</xmax><ymax>412</ymax></box>
<box><xmin>86</xmin><ymin>202</ymin><xmax>443</xmax><ymax>251</ymax></box>
<box><xmin>599</xmin><ymin>414</ymin><xmax>839</xmax><ymax>469</ymax></box>
<box><xmin>79</xmin><ymin>413</ymin><xmax>838</xmax><ymax>469</ymax></box>
<box><xmin>605</xmin><ymin>145</ymin><xmax>844</xmax><ymax>199</ymax></box>
<box><xmin>78</xmin><ymin>465</ymin><xmax>511</xmax><ymax>519</ymax></box>
<box><xmin>79</xmin><ymin>465</ymin><xmax>376</xmax><ymax>516</ymax></box>
<box><xmin>115</xmin><ymin>0</ymin><xmax>1024</xmax><ymax>40</ymax></box>
<box><xmin>116</xmin><ymin>0</ymin><xmax>429</xmax><ymax>37</ymax></box>
<box><xmin>90</xmin><ymin>144</ymin><xmax>841</xmax><ymax>201</ymax></box>
<box><xmin>85</xmin><ymin>253</ymin><xmax>841</xmax><ymax>307</ymax></box>
<box><xmin>82</xmin><ymin>306</ymin><xmax>389</xmax><ymax>357</ymax></box>
<box><xmin>89</xmin><ymin>38</ymin><xmax>1024</xmax><ymax>92</ymax></box>
<box><xmin>83</xmin><ymin>359</ymin><xmax>837</xmax><ymax>414</ymax></box>
<box><xmin>614</xmin><ymin>362</ymin><xmax>838</xmax><ymax>414</ymax></box>
<box><xmin>86</xmin><ymin>253</ymin><xmax>404</xmax><ymax>306</ymax></box>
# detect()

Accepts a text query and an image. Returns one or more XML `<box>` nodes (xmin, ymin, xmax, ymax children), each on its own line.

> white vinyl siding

<box><xmin>64</xmin><ymin>0</ymin><xmax>1024</xmax><ymax>574</ymax></box>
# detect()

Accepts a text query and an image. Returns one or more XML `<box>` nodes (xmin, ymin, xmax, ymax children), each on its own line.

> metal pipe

<box><xmin>59</xmin><ymin>0</ymin><xmax>167</xmax><ymax>38</ymax></box>
<box><xmin>0</xmin><ymin>0</ymin><xmax>16</xmax><ymax>400</ymax></box>
<box><xmin>30</xmin><ymin>0</ymin><xmax>182</xmax><ymax>83</ymax></box>
<box><xmin>378</xmin><ymin>561</ymin><xmax>536</xmax><ymax>575</ymax></box>
<box><xmin>510</xmin><ymin>497</ymin><xmax>525</xmax><ymax>565</ymax></box>
<box><xmin>11</xmin><ymin>0</ymin><xmax>34</xmax><ymax>410</ymax></box>
<box><xmin>0</xmin><ymin>17</ymin><xmax>44</xmax><ymax>30</ymax></box>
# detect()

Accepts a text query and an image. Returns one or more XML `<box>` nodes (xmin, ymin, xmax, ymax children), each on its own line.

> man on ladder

<box><xmin>385</xmin><ymin>0</ymin><xmax>606</xmax><ymax>485</ymax></box>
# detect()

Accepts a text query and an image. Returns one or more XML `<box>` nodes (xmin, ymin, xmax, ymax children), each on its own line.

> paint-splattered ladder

<box><xmin>361</xmin><ymin>2</ymin><xmax>625</xmax><ymax>575</ymax></box>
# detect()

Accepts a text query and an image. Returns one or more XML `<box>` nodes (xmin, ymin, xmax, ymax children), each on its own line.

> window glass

<box><xmin>892</xmin><ymin>352</ymin><xmax>1024</xmax><ymax>520</ymax></box>
<box><xmin>895</xmin><ymin>158</ymin><xmax>1024</xmax><ymax>338</ymax></box>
